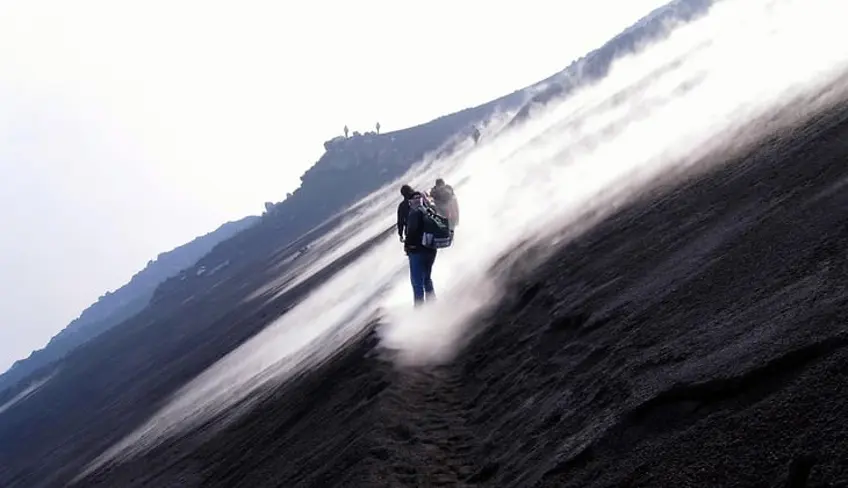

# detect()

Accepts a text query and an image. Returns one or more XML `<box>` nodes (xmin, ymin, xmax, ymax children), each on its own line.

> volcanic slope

<box><xmin>76</xmin><ymin>100</ymin><xmax>848</xmax><ymax>487</ymax></box>
<box><xmin>0</xmin><ymin>3</ymin><xmax>724</xmax><ymax>486</ymax></box>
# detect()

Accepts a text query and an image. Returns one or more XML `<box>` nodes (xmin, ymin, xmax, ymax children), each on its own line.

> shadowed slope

<box><xmin>76</xmin><ymin>91</ymin><xmax>848</xmax><ymax>488</ymax></box>
<box><xmin>0</xmin><ymin>3</ymin><xmax>723</xmax><ymax>486</ymax></box>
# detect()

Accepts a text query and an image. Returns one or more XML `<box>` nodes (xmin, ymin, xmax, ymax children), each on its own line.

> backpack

<box><xmin>414</xmin><ymin>199</ymin><xmax>453</xmax><ymax>249</ymax></box>
<box><xmin>431</xmin><ymin>186</ymin><xmax>459</xmax><ymax>228</ymax></box>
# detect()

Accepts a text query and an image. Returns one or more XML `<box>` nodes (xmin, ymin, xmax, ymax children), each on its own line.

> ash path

<box><xmin>74</xmin><ymin>101</ymin><xmax>848</xmax><ymax>487</ymax></box>
<box><xmin>363</xmin><ymin>360</ymin><xmax>480</xmax><ymax>487</ymax></box>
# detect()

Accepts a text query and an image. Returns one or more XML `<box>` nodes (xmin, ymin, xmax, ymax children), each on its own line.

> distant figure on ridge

<box><xmin>344</xmin><ymin>125</ymin><xmax>349</xmax><ymax>138</ymax></box>
<box><xmin>376</xmin><ymin>121</ymin><xmax>381</xmax><ymax>134</ymax></box>
<box><xmin>471</xmin><ymin>126</ymin><xmax>481</xmax><ymax>144</ymax></box>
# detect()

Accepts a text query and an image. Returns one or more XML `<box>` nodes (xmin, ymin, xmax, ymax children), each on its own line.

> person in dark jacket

<box><xmin>397</xmin><ymin>184</ymin><xmax>416</xmax><ymax>242</ymax></box>
<box><xmin>429</xmin><ymin>178</ymin><xmax>459</xmax><ymax>230</ymax></box>
<box><xmin>397</xmin><ymin>187</ymin><xmax>437</xmax><ymax>306</ymax></box>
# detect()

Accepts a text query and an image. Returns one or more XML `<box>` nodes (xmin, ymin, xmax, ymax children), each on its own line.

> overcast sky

<box><xmin>0</xmin><ymin>0</ymin><xmax>668</xmax><ymax>372</ymax></box>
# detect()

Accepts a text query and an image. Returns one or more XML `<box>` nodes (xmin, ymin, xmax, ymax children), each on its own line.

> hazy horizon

<box><xmin>0</xmin><ymin>0</ymin><xmax>670</xmax><ymax>372</ymax></box>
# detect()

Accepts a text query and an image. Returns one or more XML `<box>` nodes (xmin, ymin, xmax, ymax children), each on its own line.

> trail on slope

<box><xmin>366</xmin><ymin>363</ymin><xmax>478</xmax><ymax>487</ymax></box>
<box><xmin>80</xmin><ymin>0</ymin><xmax>848</xmax><ymax>477</ymax></box>
<box><xmin>72</xmin><ymin>94</ymin><xmax>848</xmax><ymax>488</ymax></box>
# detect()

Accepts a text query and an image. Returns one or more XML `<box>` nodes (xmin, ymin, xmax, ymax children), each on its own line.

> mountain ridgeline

<box><xmin>151</xmin><ymin>0</ymin><xmax>716</xmax><ymax>307</ymax></box>
<box><xmin>0</xmin><ymin>0</ymin><xmax>713</xmax><ymax>400</ymax></box>
<box><xmin>0</xmin><ymin>2</ymin><xmax>726</xmax><ymax>486</ymax></box>
<box><xmin>0</xmin><ymin>216</ymin><xmax>259</xmax><ymax>392</ymax></box>
<box><xmin>509</xmin><ymin>0</ymin><xmax>713</xmax><ymax>125</ymax></box>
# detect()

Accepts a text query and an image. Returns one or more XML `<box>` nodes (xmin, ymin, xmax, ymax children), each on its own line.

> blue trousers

<box><xmin>408</xmin><ymin>251</ymin><xmax>437</xmax><ymax>305</ymax></box>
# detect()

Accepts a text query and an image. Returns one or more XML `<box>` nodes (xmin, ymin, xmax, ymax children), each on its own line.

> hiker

<box><xmin>430</xmin><ymin>178</ymin><xmax>459</xmax><ymax>230</ymax></box>
<box><xmin>401</xmin><ymin>191</ymin><xmax>439</xmax><ymax>305</ymax></box>
<box><xmin>396</xmin><ymin>184</ymin><xmax>416</xmax><ymax>242</ymax></box>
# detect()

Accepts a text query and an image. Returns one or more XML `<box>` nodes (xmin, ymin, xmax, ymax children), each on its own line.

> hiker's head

<box><xmin>435</xmin><ymin>178</ymin><xmax>445</xmax><ymax>187</ymax></box>
<box><xmin>408</xmin><ymin>192</ymin><xmax>425</xmax><ymax>208</ymax></box>
<box><xmin>400</xmin><ymin>184</ymin><xmax>414</xmax><ymax>199</ymax></box>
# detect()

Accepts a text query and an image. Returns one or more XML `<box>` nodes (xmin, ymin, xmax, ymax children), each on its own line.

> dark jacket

<box><xmin>396</xmin><ymin>198</ymin><xmax>411</xmax><ymax>239</ymax></box>
<box><xmin>403</xmin><ymin>207</ymin><xmax>436</xmax><ymax>255</ymax></box>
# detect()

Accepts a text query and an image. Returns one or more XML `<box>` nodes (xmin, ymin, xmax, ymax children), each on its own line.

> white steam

<box><xmin>0</xmin><ymin>373</ymin><xmax>55</xmax><ymax>416</ymax></box>
<box><xmin>79</xmin><ymin>0</ymin><xmax>848</xmax><ymax>479</ymax></box>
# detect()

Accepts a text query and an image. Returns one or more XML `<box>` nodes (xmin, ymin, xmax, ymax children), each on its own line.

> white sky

<box><xmin>0</xmin><ymin>0</ymin><xmax>669</xmax><ymax>372</ymax></box>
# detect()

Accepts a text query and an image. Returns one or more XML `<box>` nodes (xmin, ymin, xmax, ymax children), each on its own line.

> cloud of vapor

<box><xmin>80</xmin><ymin>0</ymin><xmax>848</xmax><ymax>477</ymax></box>
<box><xmin>379</xmin><ymin>0</ymin><xmax>848</xmax><ymax>366</ymax></box>
<box><xmin>0</xmin><ymin>373</ymin><xmax>55</xmax><ymax>416</ymax></box>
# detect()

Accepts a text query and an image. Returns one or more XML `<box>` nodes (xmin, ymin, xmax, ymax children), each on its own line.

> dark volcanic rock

<box><xmin>72</xmin><ymin>98</ymin><xmax>848</xmax><ymax>487</ymax></box>
<box><xmin>0</xmin><ymin>0</ymin><xmax>712</xmax><ymax>413</ymax></box>
<box><xmin>5</xmin><ymin>1</ymin><xmax>840</xmax><ymax>487</ymax></box>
